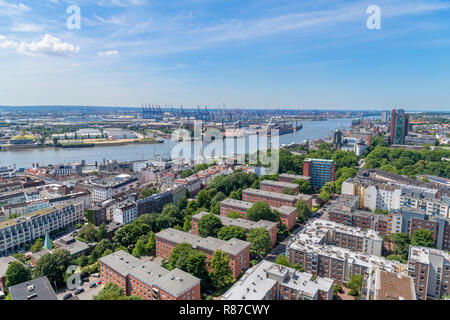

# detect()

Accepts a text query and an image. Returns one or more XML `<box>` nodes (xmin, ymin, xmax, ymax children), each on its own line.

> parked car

<box><xmin>74</xmin><ymin>288</ymin><xmax>84</xmax><ymax>295</ymax></box>
<box><xmin>92</xmin><ymin>273</ymin><xmax>100</xmax><ymax>278</ymax></box>
<box><xmin>97</xmin><ymin>280</ymin><xmax>102</xmax><ymax>285</ymax></box>
<box><xmin>89</xmin><ymin>283</ymin><xmax>97</xmax><ymax>289</ymax></box>
<box><xmin>63</xmin><ymin>293</ymin><xmax>73</xmax><ymax>300</ymax></box>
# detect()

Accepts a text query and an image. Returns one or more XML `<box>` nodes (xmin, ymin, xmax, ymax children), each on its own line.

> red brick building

<box><xmin>220</xmin><ymin>198</ymin><xmax>298</xmax><ymax>231</ymax></box>
<box><xmin>156</xmin><ymin>228</ymin><xmax>250</xmax><ymax>278</ymax></box>
<box><xmin>192</xmin><ymin>211</ymin><xmax>278</xmax><ymax>247</ymax></box>
<box><xmin>259</xmin><ymin>180</ymin><xmax>299</xmax><ymax>194</ymax></box>
<box><xmin>99</xmin><ymin>250</ymin><xmax>201</xmax><ymax>300</ymax></box>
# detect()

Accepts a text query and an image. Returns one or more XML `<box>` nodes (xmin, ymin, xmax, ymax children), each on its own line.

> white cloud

<box><xmin>0</xmin><ymin>0</ymin><xmax>31</xmax><ymax>16</ymax></box>
<box><xmin>98</xmin><ymin>50</ymin><xmax>119</xmax><ymax>56</ymax></box>
<box><xmin>0</xmin><ymin>34</ymin><xmax>80</xmax><ymax>56</ymax></box>
<box><xmin>10</xmin><ymin>23</ymin><xmax>43</xmax><ymax>32</ymax></box>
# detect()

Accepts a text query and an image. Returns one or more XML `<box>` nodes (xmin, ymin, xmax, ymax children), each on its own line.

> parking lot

<box><xmin>56</xmin><ymin>275</ymin><xmax>104</xmax><ymax>301</ymax></box>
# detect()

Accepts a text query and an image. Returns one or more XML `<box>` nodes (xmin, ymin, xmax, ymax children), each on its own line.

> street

<box><xmin>55</xmin><ymin>275</ymin><xmax>104</xmax><ymax>301</ymax></box>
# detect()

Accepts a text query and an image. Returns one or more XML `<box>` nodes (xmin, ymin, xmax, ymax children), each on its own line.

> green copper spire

<box><xmin>43</xmin><ymin>232</ymin><xmax>52</xmax><ymax>250</ymax></box>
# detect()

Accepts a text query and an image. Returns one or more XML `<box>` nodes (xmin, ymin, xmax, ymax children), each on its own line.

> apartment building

<box><xmin>278</xmin><ymin>173</ymin><xmax>310</xmax><ymax>184</ymax></box>
<box><xmin>408</xmin><ymin>246</ymin><xmax>450</xmax><ymax>300</ymax></box>
<box><xmin>401</xmin><ymin>208</ymin><xmax>450</xmax><ymax>252</ymax></box>
<box><xmin>173</xmin><ymin>176</ymin><xmax>201</xmax><ymax>197</ymax></box>
<box><xmin>220</xmin><ymin>198</ymin><xmax>298</xmax><ymax>230</ymax></box>
<box><xmin>259</xmin><ymin>180</ymin><xmax>299</xmax><ymax>194</ymax></box>
<box><xmin>302</xmin><ymin>159</ymin><xmax>335</xmax><ymax>189</ymax></box>
<box><xmin>327</xmin><ymin>195</ymin><xmax>393</xmax><ymax>236</ymax></box>
<box><xmin>365</xmin><ymin>269</ymin><xmax>417</xmax><ymax>300</ymax></box>
<box><xmin>243</xmin><ymin>188</ymin><xmax>312</xmax><ymax>209</ymax></box>
<box><xmin>128</xmin><ymin>262</ymin><xmax>200</xmax><ymax>300</ymax></box>
<box><xmin>156</xmin><ymin>228</ymin><xmax>250</xmax><ymax>278</ymax></box>
<box><xmin>0</xmin><ymin>202</ymin><xmax>84</xmax><ymax>257</ymax></box>
<box><xmin>113</xmin><ymin>201</ymin><xmax>138</xmax><ymax>225</ymax></box>
<box><xmin>136</xmin><ymin>190</ymin><xmax>173</xmax><ymax>216</ymax></box>
<box><xmin>401</xmin><ymin>190</ymin><xmax>450</xmax><ymax>218</ymax></box>
<box><xmin>92</xmin><ymin>177</ymin><xmax>138</xmax><ymax>203</ymax></box>
<box><xmin>223</xmin><ymin>260</ymin><xmax>334</xmax><ymax>300</ymax></box>
<box><xmin>191</xmin><ymin>211</ymin><xmax>278</xmax><ymax>246</ymax></box>
<box><xmin>287</xmin><ymin>236</ymin><xmax>405</xmax><ymax>286</ymax></box>
<box><xmin>296</xmin><ymin>219</ymin><xmax>383</xmax><ymax>256</ymax></box>
<box><xmin>100</xmin><ymin>250</ymin><xmax>201</xmax><ymax>300</ymax></box>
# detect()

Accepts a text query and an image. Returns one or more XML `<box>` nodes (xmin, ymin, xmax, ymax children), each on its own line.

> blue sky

<box><xmin>0</xmin><ymin>0</ymin><xmax>450</xmax><ymax>110</ymax></box>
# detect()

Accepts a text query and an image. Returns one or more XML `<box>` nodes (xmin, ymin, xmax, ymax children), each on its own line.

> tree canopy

<box><xmin>210</xmin><ymin>250</ymin><xmax>234</xmax><ymax>289</ymax></box>
<box><xmin>198</xmin><ymin>213</ymin><xmax>223</xmax><ymax>238</ymax></box>
<box><xmin>246</xmin><ymin>202</ymin><xmax>279</xmax><ymax>223</ymax></box>
<box><xmin>217</xmin><ymin>225</ymin><xmax>247</xmax><ymax>241</ymax></box>
<box><xmin>5</xmin><ymin>261</ymin><xmax>32</xmax><ymax>290</ymax></box>
<box><xmin>248</xmin><ymin>228</ymin><xmax>271</xmax><ymax>258</ymax></box>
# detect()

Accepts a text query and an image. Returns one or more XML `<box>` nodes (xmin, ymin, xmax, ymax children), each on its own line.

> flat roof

<box><xmin>99</xmin><ymin>250</ymin><xmax>143</xmax><ymax>277</ymax></box>
<box><xmin>193</xmin><ymin>211</ymin><xmax>277</xmax><ymax>231</ymax></box>
<box><xmin>9</xmin><ymin>276</ymin><xmax>58</xmax><ymax>300</ymax></box>
<box><xmin>223</xmin><ymin>260</ymin><xmax>333</xmax><ymax>300</ymax></box>
<box><xmin>53</xmin><ymin>237</ymin><xmax>89</xmax><ymax>256</ymax></box>
<box><xmin>279</xmin><ymin>173</ymin><xmax>310</xmax><ymax>181</ymax></box>
<box><xmin>0</xmin><ymin>256</ymin><xmax>20</xmax><ymax>278</ymax></box>
<box><xmin>375</xmin><ymin>270</ymin><xmax>416</xmax><ymax>300</ymax></box>
<box><xmin>153</xmin><ymin>268</ymin><xmax>200</xmax><ymax>297</ymax></box>
<box><xmin>0</xmin><ymin>202</ymin><xmax>81</xmax><ymax>229</ymax></box>
<box><xmin>260</xmin><ymin>180</ymin><xmax>299</xmax><ymax>189</ymax></box>
<box><xmin>243</xmin><ymin>188</ymin><xmax>308</xmax><ymax>202</ymax></box>
<box><xmin>156</xmin><ymin>228</ymin><xmax>249</xmax><ymax>256</ymax></box>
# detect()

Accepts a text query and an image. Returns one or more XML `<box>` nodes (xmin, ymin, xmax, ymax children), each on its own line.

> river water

<box><xmin>0</xmin><ymin>118</ymin><xmax>355</xmax><ymax>169</ymax></box>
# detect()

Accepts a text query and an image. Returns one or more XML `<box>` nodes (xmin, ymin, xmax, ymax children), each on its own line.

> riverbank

<box><xmin>0</xmin><ymin>139</ymin><xmax>163</xmax><ymax>152</ymax></box>
<box><xmin>0</xmin><ymin>118</ymin><xmax>355</xmax><ymax>168</ymax></box>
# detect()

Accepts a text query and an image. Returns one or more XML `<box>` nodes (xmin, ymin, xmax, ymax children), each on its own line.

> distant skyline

<box><xmin>1</xmin><ymin>0</ymin><xmax>450</xmax><ymax>110</ymax></box>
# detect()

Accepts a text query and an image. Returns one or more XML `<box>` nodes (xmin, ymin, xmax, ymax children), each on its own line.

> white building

<box><xmin>113</xmin><ymin>202</ymin><xmax>138</xmax><ymax>225</ymax></box>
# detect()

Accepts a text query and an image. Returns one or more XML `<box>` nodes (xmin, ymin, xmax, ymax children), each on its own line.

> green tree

<box><xmin>132</xmin><ymin>238</ymin><xmax>148</xmax><ymax>258</ymax></box>
<box><xmin>321</xmin><ymin>182</ymin><xmax>336</xmax><ymax>195</ymax></box>
<box><xmin>94</xmin><ymin>282</ymin><xmax>127</xmax><ymax>300</ymax></box>
<box><xmin>274</xmin><ymin>254</ymin><xmax>290</xmax><ymax>267</ymax></box>
<box><xmin>97</xmin><ymin>223</ymin><xmax>107</xmax><ymax>241</ymax></box>
<box><xmin>76</xmin><ymin>255</ymin><xmax>90</xmax><ymax>268</ymax></box>
<box><xmin>184</xmin><ymin>251</ymin><xmax>209</xmax><ymax>284</ymax></box>
<box><xmin>5</xmin><ymin>262</ymin><xmax>32</xmax><ymax>289</ymax></box>
<box><xmin>181</xmin><ymin>169</ymin><xmax>194</xmax><ymax>178</ymax></box>
<box><xmin>198</xmin><ymin>213</ymin><xmax>223</xmax><ymax>238</ymax></box>
<box><xmin>293</xmin><ymin>179</ymin><xmax>313</xmax><ymax>194</ymax></box>
<box><xmin>391</xmin><ymin>233</ymin><xmax>411</xmax><ymax>260</ymax></box>
<box><xmin>177</xmin><ymin>197</ymin><xmax>188</xmax><ymax>211</ymax></box>
<box><xmin>217</xmin><ymin>226</ymin><xmax>247</xmax><ymax>241</ymax></box>
<box><xmin>248</xmin><ymin>228</ymin><xmax>271</xmax><ymax>258</ymax></box>
<box><xmin>33</xmin><ymin>249</ymin><xmax>72</xmax><ymax>288</ymax></box>
<box><xmin>332</xmin><ymin>150</ymin><xmax>359</xmax><ymax>170</ymax></box>
<box><xmin>194</xmin><ymin>163</ymin><xmax>209</xmax><ymax>173</ymax></box>
<box><xmin>140</xmin><ymin>187</ymin><xmax>159</xmax><ymax>198</ymax></box>
<box><xmin>282</xmin><ymin>188</ymin><xmax>296</xmax><ymax>195</ymax></box>
<box><xmin>227</xmin><ymin>211</ymin><xmax>242</xmax><ymax>219</ymax></box>
<box><xmin>411</xmin><ymin>229</ymin><xmax>436</xmax><ymax>248</ymax></box>
<box><xmin>347</xmin><ymin>274</ymin><xmax>364</xmax><ymax>296</ymax></box>
<box><xmin>294</xmin><ymin>199</ymin><xmax>312</xmax><ymax>223</ymax></box>
<box><xmin>79</xmin><ymin>224</ymin><xmax>98</xmax><ymax>242</ymax></box>
<box><xmin>210</xmin><ymin>250</ymin><xmax>234</xmax><ymax>289</ymax></box>
<box><xmin>318</xmin><ymin>190</ymin><xmax>331</xmax><ymax>204</ymax></box>
<box><xmin>30</xmin><ymin>238</ymin><xmax>43</xmax><ymax>253</ymax></box>
<box><xmin>246</xmin><ymin>202</ymin><xmax>279</xmax><ymax>223</ymax></box>
<box><xmin>146</xmin><ymin>232</ymin><xmax>156</xmax><ymax>255</ymax></box>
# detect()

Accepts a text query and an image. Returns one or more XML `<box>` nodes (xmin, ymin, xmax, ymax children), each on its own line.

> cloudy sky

<box><xmin>0</xmin><ymin>0</ymin><xmax>450</xmax><ymax>110</ymax></box>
